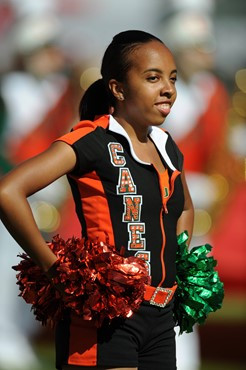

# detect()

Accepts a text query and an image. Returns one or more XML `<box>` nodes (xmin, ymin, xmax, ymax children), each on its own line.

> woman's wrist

<box><xmin>44</xmin><ymin>259</ymin><xmax>59</xmax><ymax>280</ymax></box>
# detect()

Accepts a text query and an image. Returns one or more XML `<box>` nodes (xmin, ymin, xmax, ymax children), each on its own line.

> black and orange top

<box><xmin>55</xmin><ymin>115</ymin><xmax>184</xmax><ymax>288</ymax></box>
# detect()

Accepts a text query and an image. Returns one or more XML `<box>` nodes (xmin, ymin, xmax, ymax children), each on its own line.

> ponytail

<box><xmin>79</xmin><ymin>79</ymin><xmax>112</xmax><ymax>121</ymax></box>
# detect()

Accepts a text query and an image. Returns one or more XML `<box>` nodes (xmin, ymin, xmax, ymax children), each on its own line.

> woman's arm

<box><xmin>0</xmin><ymin>141</ymin><xmax>76</xmax><ymax>273</ymax></box>
<box><xmin>176</xmin><ymin>170</ymin><xmax>194</xmax><ymax>246</ymax></box>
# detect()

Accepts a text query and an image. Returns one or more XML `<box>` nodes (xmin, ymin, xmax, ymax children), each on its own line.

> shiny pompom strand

<box><xmin>174</xmin><ymin>231</ymin><xmax>224</xmax><ymax>334</ymax></box>
<box><xmin>12</xmin><ymin>235</ymin><xmax>150</xmax><ymax>327</ymax></box>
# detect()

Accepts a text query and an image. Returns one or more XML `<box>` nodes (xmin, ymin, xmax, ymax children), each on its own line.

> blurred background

<box><xmin>0</xmin><ymin>0</ymin><xmax>245</xmax><ymax>369</ymax></box>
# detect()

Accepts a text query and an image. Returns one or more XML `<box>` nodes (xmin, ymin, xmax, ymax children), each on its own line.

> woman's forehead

<box><xmin>129</xmin><ymin>41</ymin><xmax>176</xmax><ymax>72</ymax></box>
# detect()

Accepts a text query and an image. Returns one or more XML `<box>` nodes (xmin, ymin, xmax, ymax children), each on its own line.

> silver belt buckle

<box><xmin>149</xmin><ymin>287</ymin><xmax>173</xmax><ymax>308</ymax></box>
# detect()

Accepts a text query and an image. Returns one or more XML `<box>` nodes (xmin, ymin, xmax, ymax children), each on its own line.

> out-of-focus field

<box><xmin>199</xmin><ymin>294</ymin><xmax>246</xmax><ymax>370</ymax></box>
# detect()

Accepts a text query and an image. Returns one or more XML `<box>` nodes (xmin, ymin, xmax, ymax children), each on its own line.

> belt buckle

<box><xmin>149</xmin><ymin>287</ymin><xmax>173</xmax><ymax>308</ymax></box>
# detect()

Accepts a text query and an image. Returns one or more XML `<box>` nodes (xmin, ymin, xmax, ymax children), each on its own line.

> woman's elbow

<box><xmin>0</xmin><ymin>178</ymin><xmax>20</xmax><ymax>214</ymax></box>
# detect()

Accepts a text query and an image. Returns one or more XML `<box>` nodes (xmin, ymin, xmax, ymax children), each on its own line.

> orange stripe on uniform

<box><xmin>54</xmin><ymin>115</ymin><xmax>110</xmax><ymax>145</ymax></box>
<box><xmin>159</xmin><ymin>208</ymin><xmax>166</xmax><ymax>286</ymax></box>
<box><xmin>157</xmin><ymin>169</ymin><xmax>169</xmax><ymax>286</ymax></box>
<box><xmin>68</xmin><ymin>315</ymin><xmax>97</xmax><ymax>366</ymax></box>
<box><xmin>74</xmin><ymin>170</ymin><xmax>115</xmax><ymax>246</ymax></box>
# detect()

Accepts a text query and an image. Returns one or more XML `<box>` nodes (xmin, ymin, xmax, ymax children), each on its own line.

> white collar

<box><xmin>108</xmin><ymin>115</ymin><xmax>177</xmax><ymax>171</ymax></box>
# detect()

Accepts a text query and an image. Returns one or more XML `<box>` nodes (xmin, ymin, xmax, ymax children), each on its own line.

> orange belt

<box><xmin>144</xmin><ymin>283</ymin><xmax>177</xmax><ymax>308</ymax></box>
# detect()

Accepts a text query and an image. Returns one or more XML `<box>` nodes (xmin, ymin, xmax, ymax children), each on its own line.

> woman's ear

<box><xmin>108</xmin><ymin>79</ymin><xmax>125</xmax><ymax>101</ymax></box>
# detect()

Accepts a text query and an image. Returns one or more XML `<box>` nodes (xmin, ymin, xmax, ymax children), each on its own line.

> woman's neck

<box><xmin>112</xmin><ymin>114</ymin><xmax>150</xmax><ymax>143</ymax></box>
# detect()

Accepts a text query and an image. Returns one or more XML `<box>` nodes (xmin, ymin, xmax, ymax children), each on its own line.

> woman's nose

<box><xmin>160</xmin><ymin>80</ymin><xmax>176</xmax><ymax>98</ymax></box>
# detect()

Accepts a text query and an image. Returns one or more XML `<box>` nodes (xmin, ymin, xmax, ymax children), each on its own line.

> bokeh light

<box><xmin>193</xmin><ymin>208</ymin><xmax>212</xmax><ymax>237</ymax></box>
<box><xmin>235</xmin><ymin>69</ymin><xmax>246</xmax><ymax>93</ymax></box>
<box><xmin>227</xmin><ymin>108</ymin><xmax>244</xmax><ymax>126</ymax></box>
<box><xmin>31</xmin><ymin>200</ymin><xmax>61</xmax><ymax>232</ymax></box>
<box><xmin>232</xmin><ymin>91</ymin><xmax>246</xmax><ymax>117</ymax></box>
<box><xmin>210</xmin><ymin>173</ymin><xmax>229</xmax><ymax>202</ymax></box>
<box><xmin>80</xmin><ymin>67</ymin><xmax>101</xmax><ymax>90</ymax></box>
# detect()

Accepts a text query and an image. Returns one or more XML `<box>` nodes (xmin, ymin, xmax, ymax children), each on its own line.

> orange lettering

<box><xmin>123</xmin><ymin>196</ymin><xmax>142</xmax><ymax>222</ymax></box>
<box><xmin>117</xmin><ymin>168</ymin><xmax>136</xmax><ymax>194</ymax></box>
<box><xmin>108</xmin><ymin>142</ymin><xmax>126</xmax><ymax>166</ymax></box>
<box><xmin>128</xmin><ymin>223</ymin><xmax>145</xmax><ymax>250</ymax></box>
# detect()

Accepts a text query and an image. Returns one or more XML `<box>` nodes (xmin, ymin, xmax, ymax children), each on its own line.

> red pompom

<box><xmin>12</xmin><ymin>236</ymin><xmax>150</xmax><ymax>327</ymax></box>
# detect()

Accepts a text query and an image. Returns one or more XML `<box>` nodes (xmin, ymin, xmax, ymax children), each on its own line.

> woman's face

<box><xmin>118</xmin><ymin>40</ymin><xmax>177</xmax><ymax>127</ymax></box>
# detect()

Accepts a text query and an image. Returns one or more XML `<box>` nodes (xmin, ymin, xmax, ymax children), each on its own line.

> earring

<box><xmin>118</xmin><ymin>95</ymin><xmax>124</xmax><ymax>101</ymax></box>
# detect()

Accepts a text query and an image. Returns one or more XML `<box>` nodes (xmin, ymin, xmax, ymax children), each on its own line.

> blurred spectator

<box><xmin>159</xmin><ymin>6</ymin><xmax>246</xmax><ymax>296</ymax></box>
<box><xmin>159</xmin><ymin>9</ymin><xmax>230</xmax><ymax>370</ymax></box>
<box><xmin>2</xmin><ymin>13</ymin><xmax>78</xmax><ymax>162</ymax></box>
<box><xmin>0</xmin><ymin>11</ymin><xmax>80</xmax><ymax>370</ymax></box>
<box><xmin>160</xmin><ymin>11</ymin><xmax>229</xmax><ymax>199</ymax></box>
<box><xmin>0</xmin><ymin>91</ymin><xmax>41</xmax><ymax>370</ymax></box>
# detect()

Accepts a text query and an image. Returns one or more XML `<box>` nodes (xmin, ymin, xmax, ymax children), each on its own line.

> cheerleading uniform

<box><xmin>54</xmin><ymin>114</ymin><xmax>184</xmax><ymax>369</ymax></box>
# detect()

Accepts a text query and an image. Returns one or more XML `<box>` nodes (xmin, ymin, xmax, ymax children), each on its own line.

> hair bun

<box><xmin>79</xmin><ymin>79</ymin><xmax>111</xmax><ymax>121</ymax></box>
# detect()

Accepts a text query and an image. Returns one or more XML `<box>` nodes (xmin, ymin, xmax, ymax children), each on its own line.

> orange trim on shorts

<box><xmin>68</xmin><ymin>315</ymin><xmax>97</xmax><ymax>366</ymax></box>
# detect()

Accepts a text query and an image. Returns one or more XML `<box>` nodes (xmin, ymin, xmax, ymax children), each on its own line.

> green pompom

<box><xmin>174</xmin><ymin>231</ymin><xmax>224</xmax><ymax>334</ymax></box>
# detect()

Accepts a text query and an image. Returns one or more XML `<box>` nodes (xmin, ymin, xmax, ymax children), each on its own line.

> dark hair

<box><xmin>78</xmin><ymin>79</ymin><xmax>110</xmax><ymax>122</ymax></box>
<box><xmin>79</xmin><ymin>30</ymin><xmax>163</xmax><ymax>120</ymax></box>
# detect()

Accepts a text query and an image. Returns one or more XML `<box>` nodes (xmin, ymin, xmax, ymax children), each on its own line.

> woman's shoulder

<box><xmin>55</xmin><ymin>115</ymin><xmax>110</xmax><ymax>145</ymax></box>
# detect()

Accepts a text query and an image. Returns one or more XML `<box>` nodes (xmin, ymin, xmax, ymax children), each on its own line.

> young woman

<box><xmin>0</xmin><ymin>30</ymin><xmax>194</xmax><ymax>370</ymax></box>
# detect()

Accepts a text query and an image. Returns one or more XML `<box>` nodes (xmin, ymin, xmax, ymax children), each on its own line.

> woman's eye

<box><xmin>147</xmin><ymin>76</ymin><xmax>159</xmax><ymax>82</ymax></box>
<box><xmin>170</xmin><ymin>77</ymin><xmax>177</xmax><ymax>83</ymax></box>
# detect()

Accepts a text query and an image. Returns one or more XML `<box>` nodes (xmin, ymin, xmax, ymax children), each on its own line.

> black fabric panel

<box><xmin>67</xmin><ymin>177</ymin><xmax>86</xmax><ymax>238</ymax></box>
<box><xmin>163</xmin><ymin>175</ymin><xmax>184</xmax><ymax>287</ymax></box>
<box><xmin>55</xmin><ymin>312</ymin><xmax>71</xmax><ymax>369</ymax></box>
<box><xmin>98</xmin><ymin>132</ymin><xmax>165</xmax><ymax>286</ymax></box>
<box><xmin>70</xmin><ymin>127</ymin><xmax>108</xmax><ymax>176</ymax></box>
<box><xmin>165</xmin><ymin>131</ymin><xmax>184</xmax><ymax>171</ymax></box>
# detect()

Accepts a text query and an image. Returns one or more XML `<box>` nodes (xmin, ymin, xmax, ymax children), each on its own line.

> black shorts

<box><xmin>56</xmin><ymin>301</ymin><xmax>176</xmax><ymax>370</ymax></box>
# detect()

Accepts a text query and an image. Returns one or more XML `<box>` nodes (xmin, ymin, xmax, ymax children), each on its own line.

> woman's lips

<box><xmin>155</xmin><ymin>103</ymin><xmax>171</xmax><ymax>116</ymax></box>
